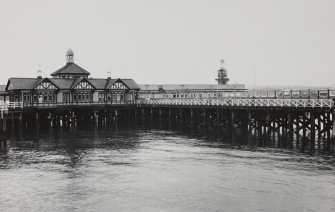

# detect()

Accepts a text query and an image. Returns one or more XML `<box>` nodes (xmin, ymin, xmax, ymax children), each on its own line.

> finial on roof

<box><xmin>66</xmin><ymin>48</ymin><xmax>74</xmax><ymax>63</ymax></box>
<box><xmin>107</xmin><ymin>70</ymin><xmax>111</xmax><ymax>79</ymax></box>
<box><xmin>220</xmin><ymin>58</ymin><xmax>225</xmax><ymax>69</ymax></box>
<box><xmin>37</xmin><ymin>64</ymin><xmax>42</xmax><ymax>78</ymax></box>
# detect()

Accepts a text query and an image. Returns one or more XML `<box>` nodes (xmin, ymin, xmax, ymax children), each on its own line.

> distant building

<box><xmin>138</xmin><ymin>59</ymin><xmax>245</xmax><ymax>99</ymax></box>
<box><xmin>5</xmin><ymin>49</ymin><xmax>140</xmax><ymax>106</ymax></box>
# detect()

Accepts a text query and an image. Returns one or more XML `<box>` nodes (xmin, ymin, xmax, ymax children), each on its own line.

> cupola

<box><xmin>66</xmin><ymin>48</ymin><xmax>74</xmax><ymax>63</ymax></box>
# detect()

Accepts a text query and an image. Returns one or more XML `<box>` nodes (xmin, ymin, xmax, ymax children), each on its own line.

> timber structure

<box><xmin>1</xmin><ymin>51</ymin><xmax>335</xmax><ymax>152</ymax></box>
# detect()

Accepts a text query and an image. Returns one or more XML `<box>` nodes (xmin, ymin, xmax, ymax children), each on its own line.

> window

<box><xmin>112</xmin><ymin>93</ymin><xmax>116</xmax><ymax>102</ymax></box>
<box><xmin>63</xmin><ymin>92</ymin><xmax>69</xmax><ymax>103</ymax></box>
<box><xmin>98</xmin><ymin>92</ymin><xmax>104</xmax><ymax>102</ymax></box>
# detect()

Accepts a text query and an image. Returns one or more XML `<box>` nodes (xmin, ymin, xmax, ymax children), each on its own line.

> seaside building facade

<box><xmin>4</xmin><ymin>49</ymin><xmax>140</xmax><ymax>107</ymax></box>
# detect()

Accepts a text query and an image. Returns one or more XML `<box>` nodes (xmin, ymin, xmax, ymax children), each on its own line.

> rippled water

<box><xmin>0</xmin><ymin>125</ymin><xmax>335</xmax><ymax>212</ymax></box>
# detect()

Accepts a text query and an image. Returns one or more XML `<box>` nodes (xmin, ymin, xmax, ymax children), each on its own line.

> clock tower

<box><xmin>216</xmin><ymin>59</ymin><xmax>229</xmax><ymax>85</ymax></box>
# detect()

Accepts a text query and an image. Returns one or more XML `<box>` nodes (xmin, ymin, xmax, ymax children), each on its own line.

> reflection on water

<box><xmin>0</xmin><ymin>123</ymin><xmax>335</xmax><ymax>212</ymax></box>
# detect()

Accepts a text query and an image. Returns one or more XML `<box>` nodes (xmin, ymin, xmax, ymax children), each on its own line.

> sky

<box><xmin>0</xmin><ymin>0</ymin><xmax>335</xmax><ymax>87</ymax></box>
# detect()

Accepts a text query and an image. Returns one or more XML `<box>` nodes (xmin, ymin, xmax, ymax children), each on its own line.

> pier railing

<box><xmin>1</xmin><ymin>98</ymin><xmax>334</xmax><ymax>111</ymax></box>
<box><xmin>0</xmin><ymin>101</ymin><xmax>23</xmax><ymax>111</ymax></box>
<box><xmin>137</xmin><ymin>98</ymin><xmax>335</xmax><ymax>108</ymax></box>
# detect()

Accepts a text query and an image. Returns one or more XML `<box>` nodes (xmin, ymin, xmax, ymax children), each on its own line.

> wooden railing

<box><xmin>19</xmin><ymin>101</ymin><xmax>137</xmax><ymax>108</ymax></box>
<box><xmin>0</xmin><ymin>101</ymin><xmax>23</xmax><ymax>111</ymax></box>
<box><xmin>137</xmin><ymin>98</ymin><xmax>335</xmax><ymax>108</ymax></box>
<box><xmin>1</xmin><ymin>98</ymin><xmax>334</xmax><ymax>111</ymax></box>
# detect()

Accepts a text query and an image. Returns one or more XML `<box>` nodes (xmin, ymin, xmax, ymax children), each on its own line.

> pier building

<box><xmin>4</xmin><ymin>49</ymin><xmax>140</xmax><ymax>107</ymax></box>
<box><xmin>138</xmin><ymin>59</ymin><xmax>246</xmax><ymax>99</ymax></box>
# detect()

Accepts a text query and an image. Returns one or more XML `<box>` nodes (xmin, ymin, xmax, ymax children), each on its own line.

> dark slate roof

<box><xmin>105</xmin><ymin>78</ymin><xmax>140</xmax><ymax>90</ymax></box>
<box><xmin>89</xmin><ymin>79</ymin><xmax>110</xmax><ymax>90</ymax></box>
<box><xmin>71</xmin><ymin>77</ymin><xmax>96</xmax><ymax>89</ymax></box>
<box><xmin>0</xmin><ymin>85</ymin><xmax>6</xmax><ymax>92</ymax></box>
<box><xmin>0</xmin><ymin>85</ymin><xmax>8</xmax><ymax>95</ymax></box>
<box><xmin>6</xmin><ymin>78</ymin><xmax>39</xmax><ymax>90</ymax></box>
<box><xmin>123</xmin><ymin>79</ymin><xmax>141</xmax><ymax>90</ymax></box>
<box><xmin>5</xmin><ymin>77</ymin><xmax>140</xmax><ymax>90</ymax></box>
<box><xmin>49</xmin><ymin>78</ymin><xmax>75</xmax><ymax>89</ymax></box>
<box><xmin>50</xmin><ymin>62</ymin><xmax>90</xmax><ymax>76</ymax></box>
<box><xmin>105</xmin><ymin>78</ymin><xmax>118</xmax><ymax>88</ymax></box>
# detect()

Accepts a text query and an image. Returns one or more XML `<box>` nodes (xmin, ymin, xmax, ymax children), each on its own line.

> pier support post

<box><xmin>115</xmin><ymin>109</ymin><xmax>118</xmax><ymax>123</ymax></box>
<box><xmin>140</xmin><ymin>108</ymin><xmax>144</xmax><ymax>121</ymax></box>
<box><xmin>303</xmin><ymin>114</ymin><xmax>307</xmax><ymax>139</ymax></box>
<box><xmin>190</xmin><ymin>108</ymin><xmax>194</xmax><ymax>126</ymax></box>
<box><xmin>150</xmin><ymin>108</ymin><xmax>153</xmax><ymax>123</ymax></box>
<box><xmin>202</xmin><ymin>109</ymin><xmax>207</xmax><ymax>127</ymax></box>
<box><xmin>230</xmin><ymin>110</ymin><xmax>235</xmax><ymax>142</ymax></box>
<box><xmin>94</xmin><ymin>111</ymin><xmax>98</xmax><ymax>125</ymax></box>
<box><xmin>266</xmin><ymin>110</ymin><xmax>271</xmax><ymax>143</ymax></box>
<box><xmin>36</xmin><ymin>112</ymin><xmax>39</xmax><ymax>128</ymax></box>
<box><xmin>241</xmin><ymin>110</ymin><xmax>249</xmax><ymax>144</ymax></box>
<box><xmin>216</xmin><ymin>108</ymin><xmax>220</xmax><ymax>128</ymax></box>
<box><xmin>326</xmin><ymin>112</ymin><xmax>331</xmax><ymax>150</ymax></box>
<box><xmin>287</xmin><ymin>111</ymin><xmax>293</xmax><ymax>148</ymax></box>
<box><xmin>331</xmin><ymin>112</ymin><xmax>335</xmax><ymax>149</ymax></box>
<box><xmin>11</xmin><ymin>112</ymin><xmax>14</xmax><ymax>128</ymax></box>
<box><xmin>159</xmin><ymin>108</ymin><xmax>162</xmax><ymax>123</ymax></box>
<box><xmin>19</xmin><ymin>113</ymin><xmax>23</xmax><ymax>127</ymax></box>
<box><xmin>2</xmin><ymin>118</ymin><xmax>6</xmax><ymax>131</ymax></box>
<box><xmin>295</xmin><ymin>114</ymin><xmax>300</xmax><ymax>145</ymax></box>
<box><xmin>310</xmin><ymin>112</ymin><xmax>316</xmax><ymax>150</ymax></box>
<box><xmin>168</xmin><ymin>108</ymin><xmax>172</xmax><ymax>121</ymax></box>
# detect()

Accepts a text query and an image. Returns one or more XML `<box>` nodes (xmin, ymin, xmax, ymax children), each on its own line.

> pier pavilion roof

<box><xmin>122</xmin><ymin>79</ymin><xmax>141</xmax><ymax>90</ymax></box>
<box><xmin>50</xmin><ymin>62</ymin><xmax>90</xmax><ymax>78</ymax></box>
<box><xmin>5</xmin><ymin>49</ymin><xmax>140</xmax><ymax>92</ymax></box>
<box><xmin>5</xmin><ymin>77</ymin><xmax>140</xmax><ymax>91</ymax></box>
<box><xmin>0</xmin><ymin>85</ymin><xmax>8</xmax><ymax>95</ymax></box>
<box><xmin>5</xmin><ymin>78</ymin><xmax>41</xmax><ymax>90</ymax></box>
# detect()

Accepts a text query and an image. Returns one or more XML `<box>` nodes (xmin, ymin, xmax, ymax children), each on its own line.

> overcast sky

<box><xmin>0</xmin><ymin>0</ymin><xmax>334</xmax><ymax>87</ymax></box>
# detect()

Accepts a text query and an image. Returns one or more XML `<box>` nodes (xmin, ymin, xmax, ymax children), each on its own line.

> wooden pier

<box><xmin>1</xmin><ymin>95</ymin><xmax>335</xmax><ymax>152</ymax></box>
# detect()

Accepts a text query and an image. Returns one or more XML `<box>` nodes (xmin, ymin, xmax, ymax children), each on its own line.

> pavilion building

<box><xmin>4</xmin><ymin>49</ymin><xmax>140</xmax><ymax>107</ymax></box>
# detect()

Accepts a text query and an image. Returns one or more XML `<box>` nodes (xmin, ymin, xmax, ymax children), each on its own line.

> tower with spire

<box><xmin>216</xmin><ymin>59</ymin><xmax>229</xmax><ymax>85</ymax></box>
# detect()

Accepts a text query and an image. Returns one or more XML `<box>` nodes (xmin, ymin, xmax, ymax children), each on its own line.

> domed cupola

<box><xmin>66</xmin><ymin>48</ymin><xmax>74</xmax><ymax>63</ymax></box>
<box><xmin>50</xmin><ymin>49</ymin><xmax>91</xmax><ymax>79</ymax></box>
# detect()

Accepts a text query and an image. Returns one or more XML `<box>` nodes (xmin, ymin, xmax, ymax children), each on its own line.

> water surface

<box><xmin>0</xmin><ymin>126</ymin><xmax>334</xmax><ymax>212</ymax></box>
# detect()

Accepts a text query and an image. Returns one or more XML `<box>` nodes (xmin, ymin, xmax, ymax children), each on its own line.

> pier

<box><xmin>1</xmin><ymin>50</ymin><xmax>335</xmax><ymax>152</ymax></box>
<box><xmin>1</xmin><ymin>92</ymin><xmax>335</xmax><ymax>152</ymax></box>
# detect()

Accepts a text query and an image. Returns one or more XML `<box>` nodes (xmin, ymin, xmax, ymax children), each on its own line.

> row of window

<box><xmin>21</xmin><ymin>92</ymin><xmax>55</xmax><ymax>103</ymax></box>
<box><xmin>143</xmin><ymin>90</ymin><xmax>335</xmax><ymax>99</ymax></box>
<box><xmin>16</xmin><ymin>91</ymin><xmax>137</xmax><ymax>103</ymax></box>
